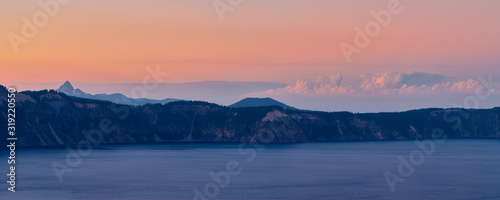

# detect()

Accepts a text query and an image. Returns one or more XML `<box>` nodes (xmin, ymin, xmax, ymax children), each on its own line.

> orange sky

<box><xmin>1</xmin><ymin>0</ymin><xmax>499</xmax><ymax>83</ymax></box>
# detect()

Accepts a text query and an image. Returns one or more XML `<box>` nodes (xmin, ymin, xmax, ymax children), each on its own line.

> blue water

<box><xmin>1</xmin><ymin>139</ymin><xmax>499</xmax><ymax>200</ymax></box>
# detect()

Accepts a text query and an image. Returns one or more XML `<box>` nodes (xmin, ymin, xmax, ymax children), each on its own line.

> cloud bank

<box><xmin>259</xmin><ymin>72</ymin><xmax>496</xmax><ymax>96</ymax></box>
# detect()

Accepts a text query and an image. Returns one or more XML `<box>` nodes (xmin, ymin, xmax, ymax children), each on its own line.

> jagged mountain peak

<box><xmin>57</xmin><ymin>81</ymin><xmax>75</xmax><ymax>94</ymax></box>
<box><xmin>54</xmin><ymin>81</ymin><xmax>180</xmax><ymax>106</ymax></box>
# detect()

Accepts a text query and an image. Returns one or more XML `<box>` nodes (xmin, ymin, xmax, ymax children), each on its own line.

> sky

<box><xmin>1</xmin><ymin>0</ymin><xmax>499</xmax><ymax>112</ymax></box>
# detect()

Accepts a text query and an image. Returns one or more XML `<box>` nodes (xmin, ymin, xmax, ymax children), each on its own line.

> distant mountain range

<box><xmin>230</xmin><ymin>97</ymin><xmax>296</xmax><ymax>110</ymax></box>
<box><xmin>8</xmin><ymin>81</ymin><xmax>288</xmax><ymax>106</ymax></box>
<box><xmin>1</xmin><ymin>84</ymin><xmax>499</xmax><ymax>148</ymax></box>
<box><xmin>56</xmin><ymin>81</ymin><xmax>181</xmax><ymax>106</ymax></box>
<box><xmin>56</xmin><ymin>81</ymin><xmax>295</xmax><ymax>109</ymax></box>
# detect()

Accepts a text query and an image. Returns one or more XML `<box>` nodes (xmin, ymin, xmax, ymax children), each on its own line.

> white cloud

<box><xmin>263</xmin><ymin>73</ymin><xmax>355</xmax><ymax>95</ymax></box>
<box><xmin>257</xmin><ymin>72</ymin><xmax>496</xmax><ymax>96</ymax></box>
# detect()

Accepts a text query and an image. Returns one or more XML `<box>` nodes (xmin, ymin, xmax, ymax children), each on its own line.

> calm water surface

<box><xmin>1</xmin><ymin>139</ymin><xmax>499</xmax><ymax>200</ymax></box>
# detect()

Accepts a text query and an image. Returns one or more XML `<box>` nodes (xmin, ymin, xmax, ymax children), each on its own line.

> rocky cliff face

<box><xmin>1</xmin><ymin>87</ymin><xmax>499</xmax><ymax>148</ymax></box>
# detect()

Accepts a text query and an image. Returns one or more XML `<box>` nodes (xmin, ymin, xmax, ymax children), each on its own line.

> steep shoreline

<box><xmin>1</xmin><ymin>86</ymin><xmax>499</xmax><ymax>149</ymax></box>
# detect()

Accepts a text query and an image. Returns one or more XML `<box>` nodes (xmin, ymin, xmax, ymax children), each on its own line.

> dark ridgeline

<box><xmin>0</xmin><ymin>84</ymin><xmax>8</xmax><ymax>135</ymax></box>
<box><xmin>0</xmin><ymin>85</ymin><xmax>499</xmax><ymax>148</ymax></box>
<box><xmin>0</xmin><ymin>84</ymin><xmax>7</xmax><ymax>101</ymax></box>
<box><xmin>230</xmin><ymin>97</ymin><xmax>297</xmax><ymax>110</ymax></box>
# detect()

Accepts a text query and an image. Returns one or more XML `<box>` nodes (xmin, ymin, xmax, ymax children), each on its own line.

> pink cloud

<box><xmin>257</xmin><ymin>72</ymin><xmax>497</xmax><ymax>96</ymax></box>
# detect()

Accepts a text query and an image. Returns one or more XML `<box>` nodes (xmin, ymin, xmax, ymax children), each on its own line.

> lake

<box><xmin>1</xmin><ymin>139</ymin><xmax>499</xmax><ymax>199</ymax></box>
